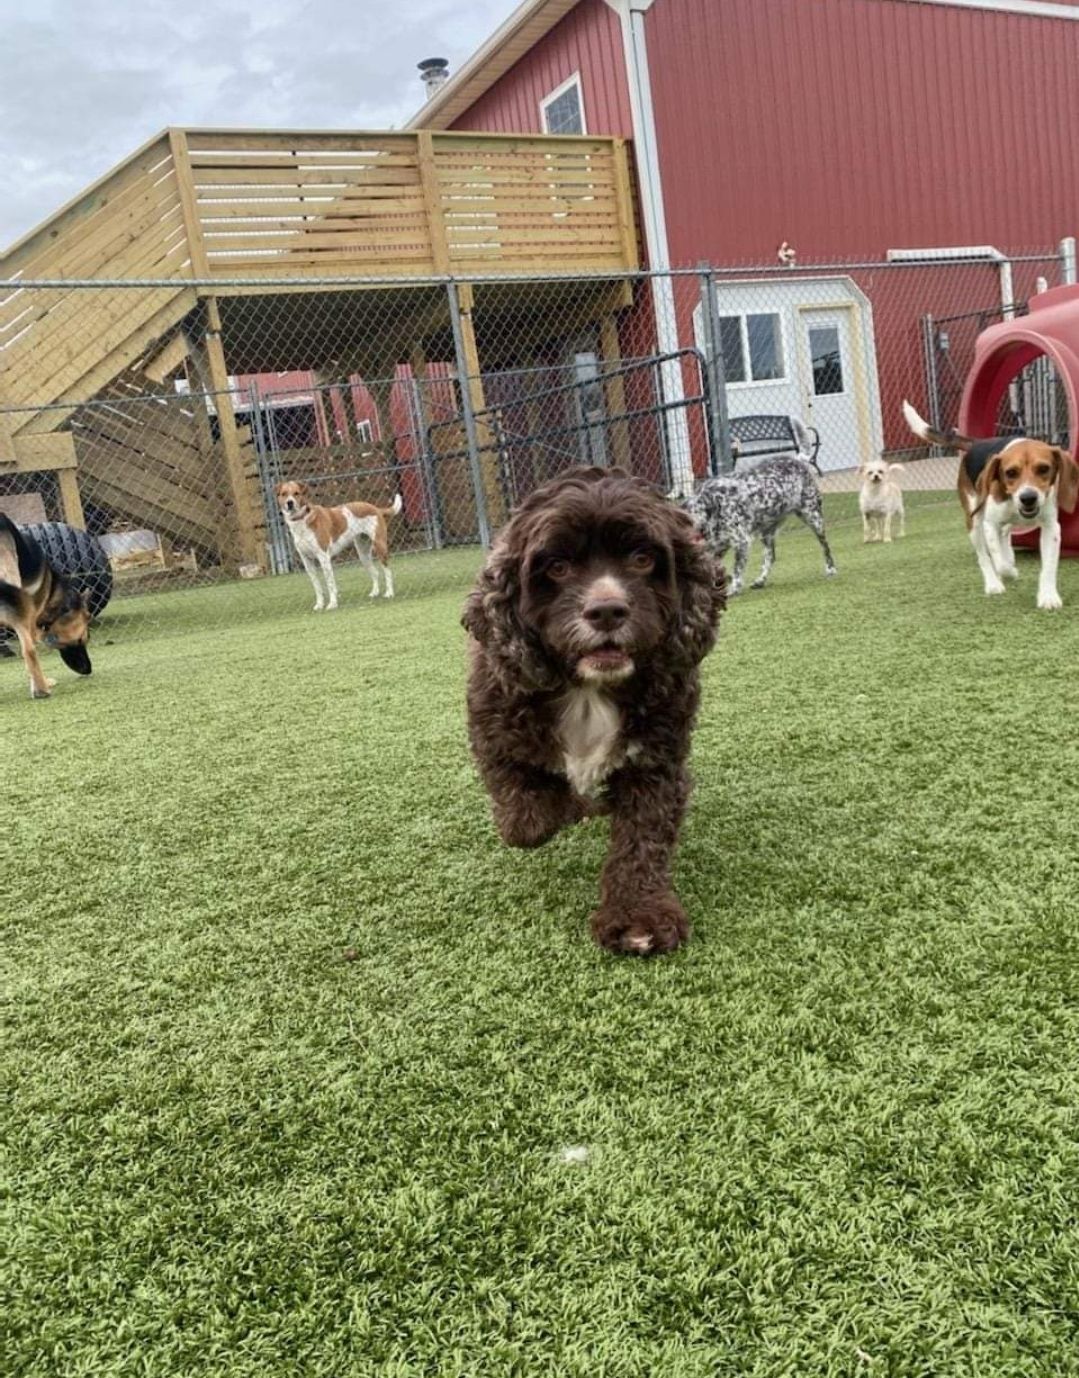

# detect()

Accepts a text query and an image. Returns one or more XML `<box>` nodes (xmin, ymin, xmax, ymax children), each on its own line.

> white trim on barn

<box><xmin>604</xmin><ymin>0</ymin><xmax>693</xmax><ymax>493</ymax></box>
<box><xmin>901</xmin><ymin>0</ymin><xmax>1079</xmax><ymax>19</ymax></box>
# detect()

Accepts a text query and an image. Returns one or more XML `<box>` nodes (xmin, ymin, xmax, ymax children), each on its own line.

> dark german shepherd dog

<box><xmin>0</xmin><ymin>513</ymin><xmax>92</xmax><ymax>698</ymax></box>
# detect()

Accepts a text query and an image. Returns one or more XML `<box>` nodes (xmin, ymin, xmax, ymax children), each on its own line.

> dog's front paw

<box><xmin>984</xmin><ymin>579</ymin><xmax>1006</xmax><ymax>596</ymax></box>
<box><xmin>590</xmin><ymin>892</ymin><xmax>689</xmax><ymax>956</ymax></box>
<box><xmin>1037</xmin><ymin>589</ymin><xmax>1063</xmax><ymax>611</ymax></box>
<box><xmin>30</xmin><ymin>683</ymin><xmax>52</xmax><ymax>700</ymax></box>
<box><xmin>494</xmin><ymin>793</ymin><xmax>581</xmax><ymax>849</ymax></box>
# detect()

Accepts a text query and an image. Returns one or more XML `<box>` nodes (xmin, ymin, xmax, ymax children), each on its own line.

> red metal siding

<box><xmin>450</xmin><ymin>0</ymin><xmax>632</xmax><ymax>136</ymax></box>
<box><xmin>645</xmin><ymin>0</ymin><xmax>1079</xmax><ymax>264</ymax></box>
<box><xmin>447</xmin><ymin>0</ymin><xmax>1079</xmax><ymax>479</ymax></box>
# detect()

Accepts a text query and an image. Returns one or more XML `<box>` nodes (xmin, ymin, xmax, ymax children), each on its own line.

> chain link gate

<box><xmin>247</xmin><ymin>339</ymin><xmax>715</xmax><ymax>576</ymax></box>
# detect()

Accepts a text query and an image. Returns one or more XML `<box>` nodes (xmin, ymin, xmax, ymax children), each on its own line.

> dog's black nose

<box><xmin>584</xmin><ymin>597</ymin><xmax>629</xmax><ymax>632</ymax></box>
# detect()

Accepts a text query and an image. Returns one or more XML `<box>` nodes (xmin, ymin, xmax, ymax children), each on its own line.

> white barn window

<box><xmin>540</xmin><ymin>73</ymin><xmax>586</xmax><ymax>135</ymax></box>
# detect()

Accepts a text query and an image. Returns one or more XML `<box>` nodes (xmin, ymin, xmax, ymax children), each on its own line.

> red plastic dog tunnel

<box><xmin>959</xmin><ymin>283</ymin><xmax>1079</xmax><ymax>556</ymax></box>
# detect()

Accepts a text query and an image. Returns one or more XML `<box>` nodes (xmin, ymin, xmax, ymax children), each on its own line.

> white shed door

<box><xmin>798</xmin><ymin>308</ymin><xmax>862</xmax><ymax>471</ymax></box>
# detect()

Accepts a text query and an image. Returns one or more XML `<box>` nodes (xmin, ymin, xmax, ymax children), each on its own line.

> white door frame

<box><xmin>795</xmin><ymin>301</ymin><xmax>877</xmax><ymax>463</ymax></box>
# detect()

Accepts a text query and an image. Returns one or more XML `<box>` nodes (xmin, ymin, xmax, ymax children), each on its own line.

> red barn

<box><xmin>410</xmin><ymin>0</ymin><xmax>1079</xmax><ymax>476</ymax></box>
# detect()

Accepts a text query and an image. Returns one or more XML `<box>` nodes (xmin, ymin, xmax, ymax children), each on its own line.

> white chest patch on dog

<box><xmin>557</xmin><ymin>687</ymin><xmax>625</xmax><ymax>798</ymax></box>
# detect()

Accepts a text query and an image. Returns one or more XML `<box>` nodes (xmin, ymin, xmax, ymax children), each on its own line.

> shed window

<box><xmin>713</xmin><ymin>313</ymin><xmax>785</xmax><ymax>384</ymax></box>
<box><xmin>541</xmin><ymin>74</ymin><xmax>586</xmax><ymax>135</ymax></box>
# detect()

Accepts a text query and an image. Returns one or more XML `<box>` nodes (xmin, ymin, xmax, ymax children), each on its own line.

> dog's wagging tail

<box><xmin>462</xmin><ymin>466</ymin><xmax>725</xmax><ymax>956</ymax></box>
<box><xmin>901</xmin><ymin>399</ymin><xmax>976</xmax><ymax>451</ymax></box>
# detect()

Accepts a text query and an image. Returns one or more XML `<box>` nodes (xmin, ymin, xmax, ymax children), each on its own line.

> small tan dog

<box><xmin>858</xmin><ymin>456</ymin><xmax>905</xmax><ymax>543</ymax></box>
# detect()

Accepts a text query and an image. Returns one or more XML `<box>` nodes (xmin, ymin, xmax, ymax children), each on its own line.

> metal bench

<box><xmin>729</xmin><ymin>414</ymin><xmax>821</xmax><ymax>474</ymax></box>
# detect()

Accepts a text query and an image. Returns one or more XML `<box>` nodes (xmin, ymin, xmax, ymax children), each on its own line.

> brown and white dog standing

<box><xmin>903</xmin><ymin>400</ymin><xmax>1079</xmax><ymax>609</ymax></box>
<box><xmin>276</xmin><ymin>481</ymin><xmax>402</xmax><ymax>610</ymax></box>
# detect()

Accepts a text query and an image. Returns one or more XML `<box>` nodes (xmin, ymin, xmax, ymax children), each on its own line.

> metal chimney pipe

<box><xmin>418</xmin><ymin>58</ymin><xmax>450</xmax><ymax>100</ymax></box>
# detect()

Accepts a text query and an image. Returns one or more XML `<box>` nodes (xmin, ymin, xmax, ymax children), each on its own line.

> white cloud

<box><xmin>0</xmin><ymin>0</ymin><xmax>519</xmax><ymax>246</ymax></box>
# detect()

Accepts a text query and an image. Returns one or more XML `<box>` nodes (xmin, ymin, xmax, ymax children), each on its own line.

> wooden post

<box><xmin>57</xmin><ymin>467</ymin><xmax>86</xmax><ymax>528</ymax></box>
<box><xmin>612</xmin><ymin>139</ymin><xmax>640</xmax><ymax>272</ymax></box>
<box><xmin>367</xmin><ymin>368</ymin><xmax>400</xmax><ymax>508</ymax></box>
<box><xmin>598</xmin><ymin>313</ymin><xmax>631</xmax><ymax>469</ymax></box>
<box><xmin>416</xmin><ymin>131</ymin><xmax>451</xmax><ymax>275</ymax></box>
<box><xmin>168</xmin><ymin>128</ymin><xmax>261</xmax><ymax>571</ymax></box>
<box><xmin>408</xmin><ymin>346</ymin><xmax>432</xmax><ymax>425</ymax></box>
<box><xmin>0</xmin><ymin>409</ymin><xmax>16</xmax><ymax>466</ymax></box>
<box><xmin>455</xmin><ymin>285</ymin><xmax>507</xmax><ymax>529</ymax></box>
<box><xmin>409</xmin><ymin>343</ymin><xmax>443</xmax><ymax>548</ymax></box>
<box><xmin>186</xmin><ymin>361</ymin><xmax>216</xmax><ymax>461</ymax></box>
<box><xmin>193</xmin><ymin>300</ymin><xmax>261</xmax><ymax>569</ymax></box>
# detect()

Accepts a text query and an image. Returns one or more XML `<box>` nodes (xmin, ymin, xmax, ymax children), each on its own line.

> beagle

<box><xmin>276</xmin><ymin>481</ymin><xmax>402</xmax><ymax>611</ymax></box>
<box><xmin>903</xmin><ymin>401</ymin><xmax>1079</xmax><ymax>609</ymax></box>
<box><xmin>858</xmin><ymin>456</ymin><xmax>906</xmax><ymax>543</ymax></box>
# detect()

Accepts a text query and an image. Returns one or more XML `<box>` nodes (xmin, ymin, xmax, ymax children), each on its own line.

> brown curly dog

<box><xmin>462</xmin><ymin>466</ymin><xmax>725</xmax><ymax>955</ymax></box>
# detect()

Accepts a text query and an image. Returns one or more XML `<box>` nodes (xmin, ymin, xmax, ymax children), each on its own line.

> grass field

<box><xmin>6</xmin><ymin>495</ymin><xmax>1079</xmax><ymax>1376</ymax></box>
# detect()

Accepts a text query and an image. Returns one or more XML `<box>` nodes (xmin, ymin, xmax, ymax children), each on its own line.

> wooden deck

<box><xmin>0</xmin><ymin>127</ymin><xmax>639</xmax><ymax>566</ymax></box>
<box><xmin>0</xmin><ymin>127</ymin><xmax>637</xmax><ymax>413</ymax></box>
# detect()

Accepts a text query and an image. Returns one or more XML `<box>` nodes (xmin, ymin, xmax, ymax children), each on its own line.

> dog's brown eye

<box><xmin>546</xmin><ymin>559</ymin><xmax>572</xmax><ymax>581</ymax></box>
<box><xmin>1035</xmin><ymin>464</ymin><xmax>1052</xmax><ymax>477</ymax></box>
<box><xmin>1004</xmin><ymin>469</ymin><xmax>1020</xmax><ymax>483</ymax></box>
<box><xmin>628</xmin><ymin>549</ymin><xmax>655</xmax><ymax>573</ymax></box>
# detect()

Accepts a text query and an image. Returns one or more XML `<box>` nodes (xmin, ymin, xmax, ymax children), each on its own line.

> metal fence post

<box><xmin>697</xmin><ymin>264</ymin><xmax>734</xmax><ymax>474</ymax></box>
<box><xmin>1061</xmin><ymin>236</ymin><xmax>1077</xmax><ymax>286</ymax></box>
<box><xmin>406</xmin><ymin>372</ymin><xmax>443</xmax><ymax>551</ymax></box>
<box><xmin>921</xmin><ymin>313</ymin><xmax>942</xmax><ymax>437</ymax></box>
<box><xmin>446</xmin><ymin>278</ymin><xmax>491</xmax><ymax>549</ymax></box>
<box><xmin>247</xmin><ymin>382</ymin><xmax>291</xmax><ymax>575</ymax></box>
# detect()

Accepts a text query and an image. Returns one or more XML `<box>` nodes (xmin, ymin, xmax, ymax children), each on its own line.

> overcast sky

<box><xmin>1</xmin><ymin>0</ymin><xmax>520</xmax><ymax>247</ymax></box>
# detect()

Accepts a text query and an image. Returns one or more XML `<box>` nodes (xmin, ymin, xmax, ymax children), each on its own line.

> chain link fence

<box><xmin>1</xmin><ymin>248</ymin><xmax>1071</xmax><ymax>647</ymax></box>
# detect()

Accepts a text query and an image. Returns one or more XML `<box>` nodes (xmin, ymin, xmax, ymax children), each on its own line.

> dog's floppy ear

<box><xmin>462</xmin><ymin>539</ymin><xmax>516</xmax><ymax>648</ymax></box>
<box><xmin>1054</xmin><ymin>448</ymin><xmax>1079</xmax><ymax>514</ymax></box>
<box><xmin>979</xmin><ymin>452</ymin><xmax>1007</xmax><ymax>505</ymax></box>
<box><xmin>462</xmin><ymin>535</ymin><xmax>556</xmax><ymax>690</ymax></box>
<box><xmin>663</xmin><ymin>504</ymin><xmax>725</xmax><ymax>666</ymax></box>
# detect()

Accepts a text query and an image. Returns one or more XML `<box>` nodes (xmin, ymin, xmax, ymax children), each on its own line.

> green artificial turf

<box><xmin>5</xmin><ymin>495</ymin><xmax>1079</xmax><ymax>1376</ymax></box>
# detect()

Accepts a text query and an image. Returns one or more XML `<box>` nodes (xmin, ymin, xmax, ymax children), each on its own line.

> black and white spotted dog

<box><xmin>685</xmin><ymin>456</ymin><xmax>837</xmax><ymax>594</ymax></box>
